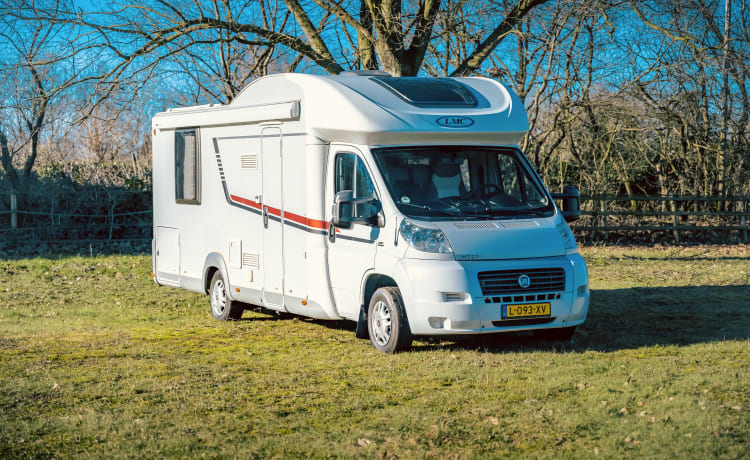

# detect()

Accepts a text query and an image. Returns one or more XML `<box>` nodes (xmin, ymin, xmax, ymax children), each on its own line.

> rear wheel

<box><xmin>209</xmin><ymin>271</ymin><xmax>243</xmax><ymax>320</ymax></box>
<box><xmin>534</xmin><ymin>326</ymin><xmax>575</xmax><ymax>341</ymax></box>
<box><xmin>367</xmin><ymin>287</ymin><xmax>412</xmax><ymax>353</ymax></box>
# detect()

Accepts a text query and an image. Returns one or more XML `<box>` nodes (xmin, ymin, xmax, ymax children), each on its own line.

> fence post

<box><xmin>108</xmin><ymin>202</ymin><xmax>115</xmax><ymax>242</ymax></box>
<box><xmin>10</xmin><ymin>190</ymin><xmax>17</xmax><ymax>229</ymax></box>
<box><xmin>671</xmin><ymin>198</ymin><xmax>680</xmax><ymax>243</ymax></box>
<box><xmin>601</xmin><ymin>198</ymin><xmax>609</xmax><ymax>243</ymax></box>
<box><xmin>743</xmin><ymin>199</ymin><xmax>748</xmax><ymax>243</ymax></box>
<box><xmin>50</xmin><ymin>198</ymin><xmax>55</xmax><ymax>238</ymax></box>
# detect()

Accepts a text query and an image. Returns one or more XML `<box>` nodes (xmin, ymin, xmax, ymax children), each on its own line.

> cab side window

<box><xmin>334</xmin><ymin>152</ymin><xmax>377</xmax><ymax>218</ymax></box>
<box><xmin>355</xmin><ymin>156</ymin><xmax>376</xmax><ymax>200</ymax></box>
<box><xmin>496</xmin><ymin>153</ymin><xmax>522</xmax><ymax>201</ymax></box>
<box><xmin>334</xmin><ymin>153</ymin><xmax>355</xmax><ymax>194</ymax></box>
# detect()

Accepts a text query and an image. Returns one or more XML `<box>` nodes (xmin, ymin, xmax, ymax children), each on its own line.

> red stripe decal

<box><xmin>230</xmin><ymin>194</ymin><xmax>262</xmax><ymax>210</ymax></box>
<box><xmin>229</xmin><ymin>194</ymin><xmax>328</xmax><ymax>230</ymax></box>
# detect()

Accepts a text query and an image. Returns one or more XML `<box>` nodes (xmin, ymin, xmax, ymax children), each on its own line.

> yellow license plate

<box><xmin>505</xmin><ymin>302</ymin><xmax>551</xmax><ymax>318</ymax></box>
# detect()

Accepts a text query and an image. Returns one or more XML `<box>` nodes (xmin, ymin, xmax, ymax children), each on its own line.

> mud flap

<box><xmin>355</xmin><ymin>304</ymin><xmax>369</xmax><ymax>339</ymax></box>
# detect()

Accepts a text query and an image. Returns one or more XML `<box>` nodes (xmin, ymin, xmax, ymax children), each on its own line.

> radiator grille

<box><xmin>478</xmin><ymin>268</ymin><xmax>565</xmax><ymax>295</ymax></box>
<box><xmin>241</xmin><ymin>252</ymin><xmax>259</xmax><ymax>269</ymax></box>
<box><xmin>454</xmin><ymin>222</ymin><xmax>499</xmax><ymax>230</ymax></box>
<box><xmin>240</xmin><ymin>154</ymin><xmax>258</xmax><ymax>170</ymax></box>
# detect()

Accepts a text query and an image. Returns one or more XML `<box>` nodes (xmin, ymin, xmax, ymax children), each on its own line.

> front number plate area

<box><xmin>503</xmin><ymin>302</ymin><xmax>551</xmax><ymax>319</ymax></box>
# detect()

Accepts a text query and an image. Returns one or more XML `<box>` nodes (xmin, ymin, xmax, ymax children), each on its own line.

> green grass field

<box><xmin>1</xmin><ymin>246</ymin><xmax>748</xmax><ymax>458</ymax></box>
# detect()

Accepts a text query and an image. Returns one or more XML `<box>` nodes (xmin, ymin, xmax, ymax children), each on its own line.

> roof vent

<box><xmin>372</xmin><ymin>77</ymin><xmax>478</xmax><ymax>107</ymax></box>
<box><xmin>339</xmin><ymin>70</ymin><xmax>391</xmax><ymax>77</ymax></box>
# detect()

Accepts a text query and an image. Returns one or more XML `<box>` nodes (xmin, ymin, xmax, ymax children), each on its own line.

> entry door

<box><xmin>262</xmin><ymin>127</ymin><xmax>284</xmax><ymax>307</ymax></box>
<box><xmin>325</xmin><ymin>147</ymin><xmax>380</xmax><ymax>318</ymax></box>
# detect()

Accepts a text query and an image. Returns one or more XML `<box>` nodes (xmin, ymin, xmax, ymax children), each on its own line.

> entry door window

<box><xmin>334</xmin><ymin>153</ymin><xmax>376</xmax><ymax>217</ymax></box>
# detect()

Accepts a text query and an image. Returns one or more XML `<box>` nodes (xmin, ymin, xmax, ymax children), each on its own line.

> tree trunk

<box><xmin>718</xmin><ymin>0</ymin><xmax>731</xmax><ymax>206</ymax></box>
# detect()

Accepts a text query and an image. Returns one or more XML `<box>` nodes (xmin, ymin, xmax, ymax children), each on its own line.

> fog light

<box><xmin>442</xmin><ymin>292</ymin><xmax>469</xmax><ymax>302</ymax></box>
<box><xmin>577</xmin><ymin>284</ymin><xmax>588</xmax><ymax>296</ymax></box>
<box><xmin>428</xmin><ymin>317</ymin><xmax>446</xmax><ymax>329</ymax></box>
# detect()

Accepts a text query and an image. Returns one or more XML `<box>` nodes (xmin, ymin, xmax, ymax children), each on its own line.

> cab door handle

<box><xmin>263</xmin><ymin>206</ymin><xmax>269</xmax><ymax>229</ymax></box>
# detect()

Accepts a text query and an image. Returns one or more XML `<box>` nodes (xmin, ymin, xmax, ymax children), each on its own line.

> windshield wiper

<box><xmin>397</xmin><ymin>202</ymin><xmax>462</xmax><ymax>217</ymax></box>
<box><xmin>488</xmin><ymin>208</ymin><xmax>550</xmax><ymax>217</ymax></box>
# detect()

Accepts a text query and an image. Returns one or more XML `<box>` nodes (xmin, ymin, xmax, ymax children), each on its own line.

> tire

<box><xmin>367</xmin><ymin>287</ymin><xmax>412</xmax><ymax>353</ymax></box>
<box><xmin>534</xmin><ymin>326</ymin><xmax>575</xmax><ymax>342</ymax></box>
<box><xmin>209</xmin><ymin>271</ymin><xmax>243</xmax><ymax>321</ymax></box>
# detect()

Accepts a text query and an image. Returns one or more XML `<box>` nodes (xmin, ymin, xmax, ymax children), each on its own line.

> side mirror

<box><xmin>332</xmin><ymin>191</ymin><xmax>384</xmax><ymax>229</ymax></box>
<box><xmin>551</xmin><ymin>186</ymin><xmax>580</xmax><ymax>223</ymax></box>
<box><xmin>332</xmin><ymin>191</ymin><xmax>355</xmax><ymax>229</ymax></box>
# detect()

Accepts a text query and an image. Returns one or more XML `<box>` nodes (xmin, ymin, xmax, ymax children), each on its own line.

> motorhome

<box><xmin>151</xmin><ymin>71</ymin><xmax>590</xmax><ymax>353</ymax></box>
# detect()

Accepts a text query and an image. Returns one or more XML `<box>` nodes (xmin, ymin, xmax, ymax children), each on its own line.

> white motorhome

<box><xmin>152</xmin><ymin>71</ymin><xmax>589</xmax><ymax>353</ymax></box>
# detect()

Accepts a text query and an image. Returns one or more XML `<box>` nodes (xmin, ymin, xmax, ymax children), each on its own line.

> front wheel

<box><xmin>209</xmin><ymin>271</ymin><xmax>243</xmax><ymax>321</ymax></box>
<box><xmin>367</xmin><ymin>287</ymin><xmax>412</xmax><ymax>353</ymax></box>
<box><xmin>534</xmin><ymin>326</ymin><xmax>575</xmax><ymax>342</ymax></box>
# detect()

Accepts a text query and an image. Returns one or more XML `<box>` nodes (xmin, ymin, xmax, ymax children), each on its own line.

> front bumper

<box><xmin>394</xmin><ymin>253</ymin><xmax>590</xmax><ymax>336</ymax></box>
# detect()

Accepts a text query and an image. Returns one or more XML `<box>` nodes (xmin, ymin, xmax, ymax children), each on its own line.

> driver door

<box><xmin>325</xmin><ymin>147</ymin><xmax>380</xmax><ymax>319</ymax></box>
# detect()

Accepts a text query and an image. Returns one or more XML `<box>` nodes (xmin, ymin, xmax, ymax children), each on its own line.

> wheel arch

<box><xmin>355</xmin><ymin>272</ymin><xmax>399</xmax><ymax>340</ymax></box>
<box><xmin>362</xmin><ymin>273</ymin><xmax>398</xmax><ymax>310</ymax></box>
<box><xmin>202</xmin><ymin>252</ymin><xmax>230</xmax><ymax>296</ymax></box>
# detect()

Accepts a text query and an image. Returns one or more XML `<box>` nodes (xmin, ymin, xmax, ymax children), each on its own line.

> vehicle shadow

<box><xmin>238</xmin><ymin>284</ymin><xmax>749</xmax><ymax>353</ymax></box>
<box><xmin>413</xmin><ymin>284</ymin><xmax>750</xmax><ymax>353</ymax></box>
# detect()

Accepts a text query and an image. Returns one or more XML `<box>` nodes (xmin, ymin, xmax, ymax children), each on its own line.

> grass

<box><xmin>1</xmin><ymin>245</ymin><xmax>748</xmax><ymax>458</ymax></box>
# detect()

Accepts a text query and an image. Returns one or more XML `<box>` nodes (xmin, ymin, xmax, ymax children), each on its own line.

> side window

<box><xmin>334</xmin><ymin>153</ymin><xmax>355</xmax><ymax>194</ymax></box>
<box><xmin>334</xmin><ymin>152</ymin><xmax>377</xmax><ymax>218</ymax></box>
<box><xmin>175</xmin><ymin>128</ymin><xmax>200</xmax><ymax>204</ymax></box>
<box><xmin>522</xmin><ymin>174</ymin><xmax>545</xmax><ymax>204</ymax></box>
<box><xmin>355</xmin><ymin>158</ymin><xmax>377</xmax><ymax>217</ymax></box>
<box><xmin>355</xmin><ymin>157</ymin><xmax>375</xmax><ymax>200</ymax></box>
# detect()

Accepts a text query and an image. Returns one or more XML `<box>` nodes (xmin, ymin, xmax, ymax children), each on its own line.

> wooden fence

<box><xmin>1</xmin><ymin>191</ymin><xmax>748</xmax><ymax>245</ymax></box>
<box><xmin>570</xmin><ymin>195</ymin><xmax>749</xmax><ymax>244</ymax></box>
<box><xmin>0</xmin><ymin>189</ymin><xmax>152</xmax><ymax>244</ymax></box>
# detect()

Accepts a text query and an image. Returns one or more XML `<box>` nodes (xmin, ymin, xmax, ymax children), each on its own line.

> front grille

<box><xmin>484</xmin><ymin>292</ymin><xmax>561</xmax><ymax>304</ymax></box>
<box><xmin>478</xmin><ymin>268</ymin><xmax>565</xmax><ymax>295</ymax></box>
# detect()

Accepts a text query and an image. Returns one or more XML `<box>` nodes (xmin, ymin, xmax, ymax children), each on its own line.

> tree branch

<box><xmin>450</xmin><ymin>0</ymin><xmax>549</xmax><ymax>76</ymax></box>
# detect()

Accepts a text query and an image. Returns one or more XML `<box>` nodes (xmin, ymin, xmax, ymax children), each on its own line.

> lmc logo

<box><xmin>436</xmin><ymin>116</ymin><xmax>474</xmax><ymax>128</ymax></box>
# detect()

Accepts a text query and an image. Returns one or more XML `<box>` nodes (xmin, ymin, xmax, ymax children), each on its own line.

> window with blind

<box><xmin>175</xmin><ymin>129</ymin><xmax>201</xmax><ymax>204</ymax></box>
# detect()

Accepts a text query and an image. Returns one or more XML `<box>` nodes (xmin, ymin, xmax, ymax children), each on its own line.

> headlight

<box><xmin>556</xmin><ymin>221</ymin><xmax>577</xmax><ymax>250</ymax></box>
<box><xmin>399</xmin><ymin>219</ymin><xmax>453</xmax><ymax>254</ymax></box>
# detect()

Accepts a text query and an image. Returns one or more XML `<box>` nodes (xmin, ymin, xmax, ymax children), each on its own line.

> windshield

<box><xmin>371</xmin><ymin>146</ymin><xmax>553</xmax><ymax>220</ymax></box>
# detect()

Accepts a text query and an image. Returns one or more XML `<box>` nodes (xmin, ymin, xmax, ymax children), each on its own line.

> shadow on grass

<box><xmin>260</xmin><ymin>284</ymin><xmax>750</xmax><ymax>353</ymax></box>
<box><xmin>418</xmin><ymin>284</ymin><xmax>750</xmax><ymax>353</ymax></box>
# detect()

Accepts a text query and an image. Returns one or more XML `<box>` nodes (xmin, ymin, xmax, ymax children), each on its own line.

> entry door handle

<box><xmin>263</xmin><ymin>206</ymin><xmax>269</xmax><ymax>229</ymax></box>
<box><xmin>328</xmin><ymin>222</ymin><xmax>335</xmax><ymax>243</ymax></box>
